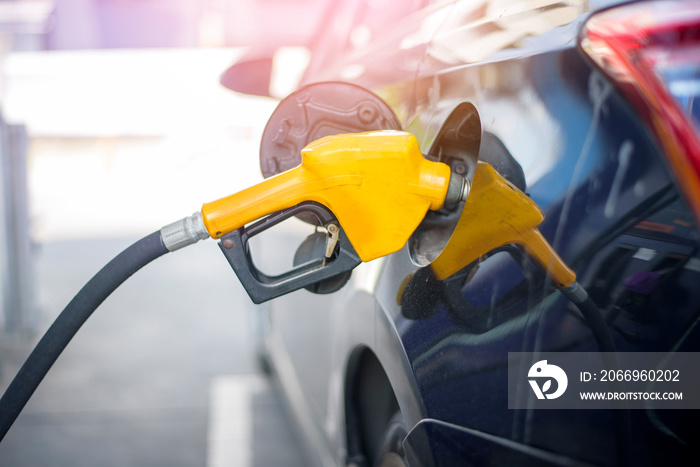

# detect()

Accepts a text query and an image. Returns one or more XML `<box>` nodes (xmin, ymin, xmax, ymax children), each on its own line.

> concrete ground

<box><xmin>0</xmin><ymin>49</ymin><xmax>308</xmax><ymax>466</ymax></box>
<box><xmin>0</xmin><ymin>237</ymin><xmax>307</xmax><ymax>467</ymax></box>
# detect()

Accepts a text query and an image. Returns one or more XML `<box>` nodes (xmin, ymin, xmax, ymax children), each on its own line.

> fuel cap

<box><xmin>259</xmin><ymin>81</ymin><xmax>402</xmax><ymax>178</ymax></box>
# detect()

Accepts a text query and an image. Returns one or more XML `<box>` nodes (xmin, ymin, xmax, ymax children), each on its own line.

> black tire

<box><xmin>373</xmin><ymin>412</ymin><xmax>408</xmax><ymax>467</ymax></box>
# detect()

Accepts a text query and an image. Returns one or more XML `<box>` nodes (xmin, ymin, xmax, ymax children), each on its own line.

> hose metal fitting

<box><xmin>561</xmin><ymin>281</ymin><xmax>589</xmax><ymax>304</ymax></box>
<box><xmin>160</xmin><ymin>211</ymin><xmax>210</xmax><ymax>251</ymax></box>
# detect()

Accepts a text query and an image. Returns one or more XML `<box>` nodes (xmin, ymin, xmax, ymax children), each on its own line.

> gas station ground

<box><xmin>0</xmin><ymin>50</ymin><xmax>308</xmax><ymax>466</ymax></box>
<box><xmin>0</xmin><ymin>238</ymin><xmax>307</xmax><ymax>467</ymax></box>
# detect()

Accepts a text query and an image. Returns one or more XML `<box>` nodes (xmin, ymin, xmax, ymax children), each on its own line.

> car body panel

<box><xmin>254</xmin><ymin>0</ymin><xmax>700</xmax><ymax>465</ymax></box>
<box><xmin>404</xmin><ymin>418</ymin><xmax>593</xmax><ymax>466</ymax></box>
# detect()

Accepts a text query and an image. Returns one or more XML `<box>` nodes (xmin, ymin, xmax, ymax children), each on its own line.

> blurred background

<box><xmin>0</xmin><ymin>0</ymin><xmax>326</xmax><ymax>465</ymax></box>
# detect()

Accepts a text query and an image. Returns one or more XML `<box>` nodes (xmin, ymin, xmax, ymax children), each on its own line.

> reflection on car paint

<box><xmin>390</xmin><ymin>42</ymin><xmax>698</xmax><ymax>467</ymax></box>
<box><xmin>257</xmin><ymin>0</ymin><xmax>700</xmax><ymax>465</ymax></box>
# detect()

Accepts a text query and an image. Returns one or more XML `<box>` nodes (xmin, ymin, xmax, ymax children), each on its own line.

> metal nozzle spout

<box><xmin>444</xmin><ymin>173</ymin><xmax>470</xmax><ymax>207</ymax></box>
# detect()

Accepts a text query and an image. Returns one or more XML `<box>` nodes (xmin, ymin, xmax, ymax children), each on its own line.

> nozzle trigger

<box><xmin>218</xmin><ymin>202</ymin><xmax>361</xmax><ymax>304</ymax></box>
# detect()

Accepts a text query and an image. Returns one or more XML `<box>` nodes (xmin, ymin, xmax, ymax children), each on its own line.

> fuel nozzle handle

<box><xmin>196</xmin><ymin>131</ymin><xmax>462</xmax><ymax>262</ymax></box>
<box><xmin>432</xmin><ymin>162</ymin><xmax>575</xmax><ymax>289</ymax></box>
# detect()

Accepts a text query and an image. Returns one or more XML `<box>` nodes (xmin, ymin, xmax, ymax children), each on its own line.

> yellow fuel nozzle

<box><xmin>431</xmin><ymin>161</ymin><xmax>576</xmax><ymax>289</ymax></box>
<box><xmin>200</xmin><ymin>131</ymin><xmax>463</xmax><ymax>262</ymax></box>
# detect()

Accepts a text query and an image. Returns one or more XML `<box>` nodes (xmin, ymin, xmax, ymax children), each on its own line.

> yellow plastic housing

<box><xmin>432</xmin><ymin>162</ymin><xmax>576</xmax><ymax>289</ymax></box>
<box><xmin>201</xmin><ymin>131</ymin><xmax>451</xmax><ymax>262</ymax></box>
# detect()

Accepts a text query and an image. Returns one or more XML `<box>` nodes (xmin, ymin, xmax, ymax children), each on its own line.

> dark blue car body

<box><xmin>249</xmin><ymin>0</ymin><xmax>700</xmax><ymax>465</ymax></box>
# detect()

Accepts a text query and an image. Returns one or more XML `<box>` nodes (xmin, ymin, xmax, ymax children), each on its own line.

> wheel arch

<box><xmin>340</xmin><ymin>268</ymin><xmax>428</xmax><ymax>466</ymax></box>
<box><xmin>344</xmin><ymin>347</ymin><xmax>399</xmax><ymax>466</ymax></box>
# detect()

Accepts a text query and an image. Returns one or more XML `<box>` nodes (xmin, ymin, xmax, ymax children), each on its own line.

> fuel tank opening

<box><xmin>409</xmin><ymin>102</ymin><xmax>481</xmax><ymax>266</ymax></box>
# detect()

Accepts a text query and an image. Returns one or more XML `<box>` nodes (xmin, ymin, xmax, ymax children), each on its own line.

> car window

<box><xmin>303</xmin><ymin>0</ymin><xmax>455</xmax><ymax>84</ymax></box>
<box><xmin>343</xmin><ymin>0</ymin><xmax>433</xmax><ymax>52</ymax></box>
<box><xmin>428</xmin><ymin>0</ymin><xmax>587</xmax><ymax>66</ymax></box>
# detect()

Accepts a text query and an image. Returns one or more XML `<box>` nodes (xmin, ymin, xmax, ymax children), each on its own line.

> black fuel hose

<box><xmin>579</xmin><ymin>296</ymin><xmax>632</xmax><ymax>467</ymax></box>
<box><xmin>563</xmin><ymin>283</ymin><xmax>631</xmax><ymax>467</ymax></box>
<box><xmin>572</xmin><ymin>296</ymin><xmax>617</xmax><ymax>355</ymax></box>
<box><xmin>0</xmin><ymin>231</ymin><xmax>169</xmax><ymax>442</ymax></box>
